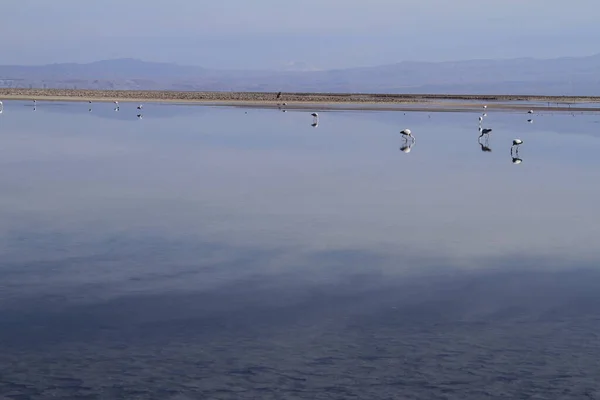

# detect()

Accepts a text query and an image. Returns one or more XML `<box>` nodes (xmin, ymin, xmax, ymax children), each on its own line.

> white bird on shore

<box><xmin>513</xmin><ymin>139</ymin><xmax>523</xmax><ymax>146</ymax></box>
<box><xmin>483</xmin><ymin>105</ymin><xmax>487</xmax><ymax>109</ymax></box>
<box><xmin>482</xmin><ymin>113</ymin><xmax>487</xmax><ymax>117</ymax></box>
<box><xmin>311</xmin><ymin>112</ymin><xmax>318</xmax><ymax>118</ymax></box>
<box><xmin>137</xmin><ymin>104</ymin><xmax>143</xmax><ymax>110</ymax></box>
<box><xmin>527</xmin><ymin>110</ymin><xmax>534</xmax><ymax>114</ymax></box>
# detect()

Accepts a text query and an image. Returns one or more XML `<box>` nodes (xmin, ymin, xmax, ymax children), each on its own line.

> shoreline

<box><xmin>2</xmin><ymin>89</ymin><xmax>600</xmax><ymax>113</ymax></box>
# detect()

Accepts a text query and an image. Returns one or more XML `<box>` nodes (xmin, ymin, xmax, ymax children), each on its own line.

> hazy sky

<box><xmin>1</xmin><ymin>0</ymin><xmax>599</xmax><ymax>69</ymax></box>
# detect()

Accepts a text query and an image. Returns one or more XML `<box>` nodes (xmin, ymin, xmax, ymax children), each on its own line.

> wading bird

<box><xmin>478</xmin><ymin>129</ymin><xmax>492</xmax><ymax>152</ymax></box>
<box><xmin>400</xmin><ymin>129</ymin><xmax>415</xmax><ymax>153</ymax></box>
<box><xmin>311</xmin><ymin>112</ymin><xmax>319</xmax><ymax>125</ymax></box>
<box><xmin>511</xmin><ymin>139</ymin><xmax>523</xmax><ymax>163</ymax></box>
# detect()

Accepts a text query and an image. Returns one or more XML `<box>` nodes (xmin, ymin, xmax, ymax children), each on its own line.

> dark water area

<box><xmin>1</xmin><ymin>101</ymin><xmax>600</xmax><ymax>399</ymax></box>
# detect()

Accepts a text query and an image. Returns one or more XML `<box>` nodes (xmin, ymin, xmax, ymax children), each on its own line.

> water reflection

<box><xmin>478</xmin><ymin>132</ymin><xmax>492</xmax><ymax>152</ymax></box>
<box><xmin>2</xmin><ymin>100</ymin><xmax>600</xmax><ymax>397</ymax></box>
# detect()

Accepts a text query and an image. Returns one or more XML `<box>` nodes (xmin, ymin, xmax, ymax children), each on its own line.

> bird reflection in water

<box><xmin>400</xmin><ymin>129</ymin><xmax>415</xmax><ymax>153</ymax></box>
<box><xmin>477</xmin><ymin>126</ymin><xmax>493</xmax><ymax>152</ymax></box>
<box><xmin>478</xmin><ymin>132</ymin><xmax>492</xmax><ymax>152</ymax></box>
<box><xmin>311</xmin><ymin>112</ymin><xmax>319</xmax><ymax>127</ymax></box>
<box><xmin>511</xmin><ymin>139</ymin><xmax>523</xmax><ymax>164</ymax></box>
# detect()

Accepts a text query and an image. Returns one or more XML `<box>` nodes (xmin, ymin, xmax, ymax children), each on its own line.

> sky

<box><xmin>1</xmin><ymin>0</ymin><xmax>599</xmax><ymax>70</ymax></box>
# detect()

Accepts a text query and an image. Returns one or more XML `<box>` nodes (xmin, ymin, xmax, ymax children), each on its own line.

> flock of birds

<box><xmin>1</xmin><ymin>98</ymin><xmax>529</xmax><ymax>164</ymax></box>
<box><xmin>398</xmin><ymin>104</ymin><xmax>526</xmax><ymax>164</ymax></box>
<box><xmin>477</xmin><ymin>105</ymin><xmax>525</xmax><ymax>164</ymax></box>
<box><xmin>0</xmin><ymin>99</ymin><xmax>146</xmax><ymax>119</ymax></box>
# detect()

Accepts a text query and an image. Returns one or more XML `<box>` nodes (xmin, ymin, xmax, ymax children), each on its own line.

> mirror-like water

<box><xmin>1</xmin><ymin>100</ymin><xmax>600</xmax><ymax>399</ymax></box>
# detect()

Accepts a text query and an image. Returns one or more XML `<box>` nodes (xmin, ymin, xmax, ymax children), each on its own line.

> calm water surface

<box><xmin>2</xmin><ymin>101</ymin><xmax>600</xmax><ymax>399</ymax></box>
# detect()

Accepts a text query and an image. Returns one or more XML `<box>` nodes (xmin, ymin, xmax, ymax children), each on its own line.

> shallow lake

<box><xmin>1</xmin><ymin>100</ymin><xmax>600</xmax><ymax>399</ymax></box>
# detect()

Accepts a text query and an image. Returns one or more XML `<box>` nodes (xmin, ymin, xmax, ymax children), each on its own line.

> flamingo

<box><xmin>511</xmin><ymin>139</ymin><xmax>523</xmax><ymax>161</ymax></box>
<box><xmin>311</xmin><ymin>112</ymin><xmax>319</xmax><ymax>125</ymax></box>
<box><xmin>400</xmin><ymin>129</ymin><xmax>415</xmax><ymax>153</ymax></box>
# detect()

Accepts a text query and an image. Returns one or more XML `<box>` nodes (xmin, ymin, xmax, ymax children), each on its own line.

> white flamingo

<box><xmin>400</xmin><ymin>128</ymin><xmax>413</xmax><ymax>138</ymax></box>
<box><xmin>511</xmin><ymin>139</ymin><xmax>523</xmax><ymax>164</ymax></box>
<box><xmin>311</xmin><ymin>112</ymin><xmax>319</xmax><ymax>125</ymax></box>
<box><xmin>400</xmin><ymin>129</ymin><xmax>415</xmax><ymax>153</ymax></box>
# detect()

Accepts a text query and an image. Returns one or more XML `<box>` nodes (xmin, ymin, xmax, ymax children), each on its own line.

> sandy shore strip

<box><xmin>2</xmin><ymin>89</ymin><xmax>600</xmax><ymax>112</ymax></box>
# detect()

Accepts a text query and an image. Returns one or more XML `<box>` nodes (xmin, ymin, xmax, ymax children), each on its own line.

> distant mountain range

<box><xmin>2</xmin><ymin>54</ymin><xmax>600</xmax><ymax>95</ymax></box>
